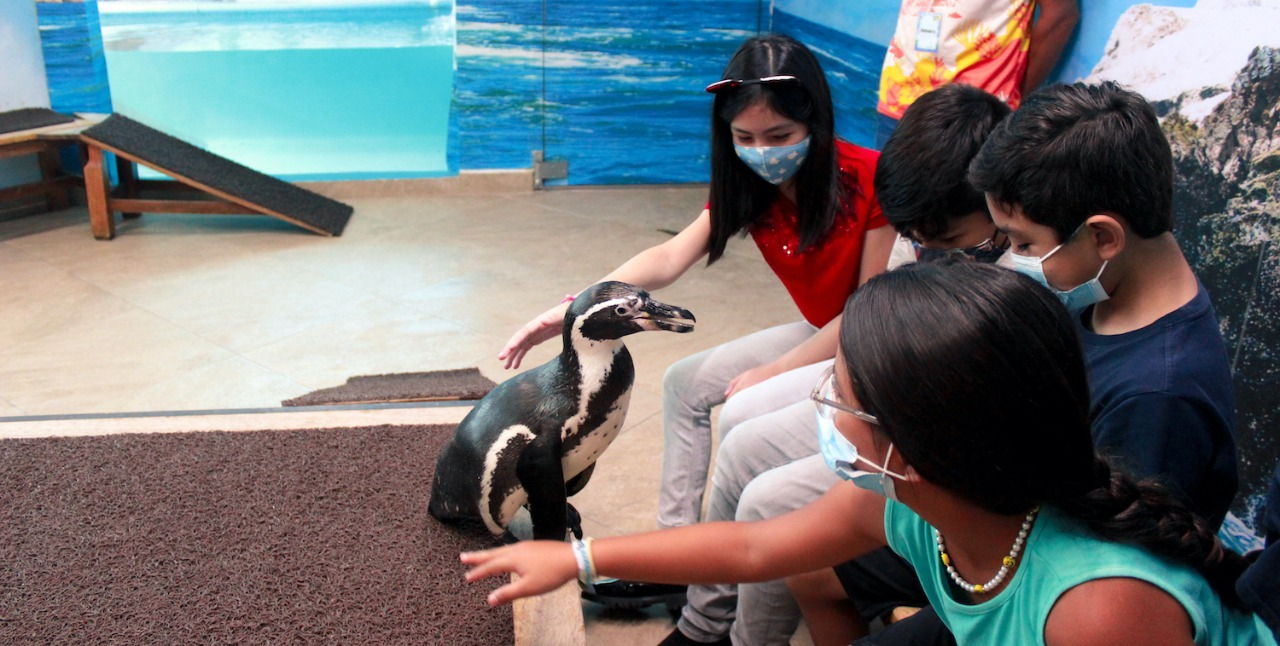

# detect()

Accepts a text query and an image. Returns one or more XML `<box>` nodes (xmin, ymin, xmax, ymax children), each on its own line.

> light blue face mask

<box><xmin>1007</xmin><ymin>224</ymin><xmax>1110</xmax><ymax>312</ymax></box>
<box><xmin>734</xmin><ymin>136</ymin><xmax>810</xmax><ymax>185</ymax></box>
<box><xmin>816</xmin><ymin>411</ymin><xmax>907</xmax><ymax>501</ymax></box>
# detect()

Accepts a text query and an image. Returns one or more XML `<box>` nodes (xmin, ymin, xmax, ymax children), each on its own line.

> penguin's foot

<box><xmin>566</xmin><ymin>503</ymin><xmax>584</xmax><ymax>540</ymax></box>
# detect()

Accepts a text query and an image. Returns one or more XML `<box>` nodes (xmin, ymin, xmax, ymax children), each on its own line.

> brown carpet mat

<box><xmin>282</xmin><ymin>368</ymin><xmax>498</xmax><ymax>407</ymax></box>
<box><xmin>0</xmin><ymin>424</ymin><xmax>512</xmax><ymax>645</ymax></box>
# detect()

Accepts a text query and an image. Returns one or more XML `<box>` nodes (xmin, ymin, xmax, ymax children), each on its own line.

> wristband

<box><xmin>571</xmin><ymin>537</ymin><xmax>597</xmax><ymax>592</ymax></box>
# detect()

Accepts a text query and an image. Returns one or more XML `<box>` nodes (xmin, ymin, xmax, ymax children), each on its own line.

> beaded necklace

<box><xmin>934</xmin><ymin>506</ymin><xmax>1040</xmax><ymax>595</ymax></box>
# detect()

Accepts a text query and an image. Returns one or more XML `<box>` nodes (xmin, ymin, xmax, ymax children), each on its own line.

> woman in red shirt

<box><xmin>498</xmin><ymin>34</ymin><xmax>893</xmax><ymax>645</ymax></box>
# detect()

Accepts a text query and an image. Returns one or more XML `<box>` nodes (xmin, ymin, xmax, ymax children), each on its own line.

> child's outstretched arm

<box><xmin>461</xmin><ymin>481</ymin><xmax>887</xmax><ymax>606</ymax></box>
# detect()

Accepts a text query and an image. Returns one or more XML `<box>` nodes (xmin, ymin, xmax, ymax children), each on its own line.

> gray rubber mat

<box><xmin>0</xmin><ymin>108</ymin><xmax>75</xmax><ymax>136</ymax></box>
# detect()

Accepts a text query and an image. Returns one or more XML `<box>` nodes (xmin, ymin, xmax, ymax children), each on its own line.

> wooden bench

<box><xmin>0</xmin><ymin>116</ymin><xmax>96</xmax><ymax>215</ymax></box>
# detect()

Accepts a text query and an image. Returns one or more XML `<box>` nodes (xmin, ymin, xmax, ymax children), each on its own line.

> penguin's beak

<box><xmin>635</xmin><ymin>298</ymin><xmax>696</xmax><ymax>333</ymax></box>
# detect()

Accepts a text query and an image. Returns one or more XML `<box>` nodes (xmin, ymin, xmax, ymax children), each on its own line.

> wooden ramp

<box><xmin>79</xmin><ymin>114</ymin><xmax>353</xmax><ymax>239</ymax></box>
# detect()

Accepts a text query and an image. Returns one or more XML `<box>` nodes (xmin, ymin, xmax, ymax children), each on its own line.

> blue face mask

<box><xmin>734</xmin><ymin>136</ymin><xmax>810</xmax><ymax>185</ymax></box>
<box><xmin>1007</xmin><ymin>224</ymin><xmax>1110</xmax><ymax>312</ymax></box>
<box><xmin>816</xmin><ymin>412</ymin><xmax>906</xmax><ymax>501</ymax></box>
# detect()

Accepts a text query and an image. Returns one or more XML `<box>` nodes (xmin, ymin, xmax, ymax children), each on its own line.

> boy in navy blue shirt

<box><xmin>968</xmin><ymin>81</ymin><xmax>1238</xmax><ymax>526</ymax></box>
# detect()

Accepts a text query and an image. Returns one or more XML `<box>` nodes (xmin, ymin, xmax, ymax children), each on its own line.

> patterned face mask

<box><xmin>734</xmin><ymin>136</ymin><xmax>810</xmax><ymax>185</ymax></box>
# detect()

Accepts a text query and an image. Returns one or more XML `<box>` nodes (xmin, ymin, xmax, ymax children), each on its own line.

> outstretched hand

<box><xmin>498</xmin><ymin>302</ymin><xmax>570</xmax><ymax>370</ymax></box>
<box><xmin>461</xmin><ymin>541</ymin><xmax>578</xmax><ymax>606</ymax></box>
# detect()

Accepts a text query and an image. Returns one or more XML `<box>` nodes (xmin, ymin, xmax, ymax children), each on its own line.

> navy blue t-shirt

<box><xmin>1077</xmin><ymin>282</ymin><xmax>1238</xmax><ymax>530</ymax></box>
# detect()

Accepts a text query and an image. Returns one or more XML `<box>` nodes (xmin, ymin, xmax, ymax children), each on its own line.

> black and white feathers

<box><xmin>428</xmin><ymin>281</ymin><xmax>695</xmax><ymax>540</ymax></box>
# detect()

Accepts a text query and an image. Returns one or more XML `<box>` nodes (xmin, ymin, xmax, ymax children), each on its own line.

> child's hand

<box><xmin>461</xmin><ymin>541</ymin><xmax>578</xmax><ymax>606</ymax></box>
<box><xmin>498</xmin><ymin>302</ymin><xmax>570</xmax><ymax>370</ymax></box>
<box><xmin>725</xmin><ymin>362</ymin><xmax>783</xmax><ymax>399</ymax></box>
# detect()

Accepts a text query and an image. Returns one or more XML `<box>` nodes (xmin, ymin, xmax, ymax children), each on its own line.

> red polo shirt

<box><xmin>748</xmin><ymin>139</ymin><xmax>886</xmax><ymax>327</ymax></box>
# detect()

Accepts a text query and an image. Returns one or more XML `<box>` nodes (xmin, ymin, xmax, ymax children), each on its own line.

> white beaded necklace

<box><xmin>934</xmin><ymin>506</ymin><xmax>1040</xmax><ymax>595</ymax></box>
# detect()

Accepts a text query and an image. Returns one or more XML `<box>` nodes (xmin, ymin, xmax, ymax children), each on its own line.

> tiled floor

<box><xmin>0</xmin><ymin>183</ymin><xmax>812</xmax><ymax>645</ymax></box>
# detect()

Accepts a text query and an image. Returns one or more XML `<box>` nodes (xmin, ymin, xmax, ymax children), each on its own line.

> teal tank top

<box><xmin>884</xmin><ymin>501</ymin><xmax>1278</xmax><ymax>645</ymax></box>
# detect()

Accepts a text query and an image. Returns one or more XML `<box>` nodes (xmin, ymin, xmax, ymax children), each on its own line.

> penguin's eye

<box><xmin>615</xmin><ymin>305</ymin><xmax>629</xmax><ymax>316</ymax></box>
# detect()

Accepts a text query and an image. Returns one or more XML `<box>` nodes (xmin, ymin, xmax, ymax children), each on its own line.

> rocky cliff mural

<box><xmin>1087</xmin><ymin>0</ymin><xmax>1280</xmax><ymax>546</ymax></box>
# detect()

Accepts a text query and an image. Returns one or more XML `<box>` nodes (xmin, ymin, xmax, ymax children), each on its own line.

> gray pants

<box><xmin>658</xmin><ymin>321</ymin><xmax>821</xmax><ymax>528</ymax></box>
<box><xmin>658</xmin><ymin>322</ymin><xmax>836</xmax><ymax>644</ymax></box>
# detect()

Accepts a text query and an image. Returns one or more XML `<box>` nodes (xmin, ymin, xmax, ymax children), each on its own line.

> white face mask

<box><xmin>1007</xmin><ymin>224</ymin><xmax>1110</xmax><ymax>312</ymax></box>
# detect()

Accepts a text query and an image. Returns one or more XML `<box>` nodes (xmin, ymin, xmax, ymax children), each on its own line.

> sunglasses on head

<box><xmin>705</xmin><ymin>75</ymin><xmax>800</xmax><ymax>94</ymax></box>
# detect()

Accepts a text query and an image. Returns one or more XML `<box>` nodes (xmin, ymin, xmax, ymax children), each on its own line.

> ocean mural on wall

<box><xmin>451</xmin><ymin>1</ymin><xmax>886</xmax><ymax>184</ymax></box>
<box><xmin>454</xmin><ymin>0</ymin><xmax>764</xmax><ymax>185</ymax></box>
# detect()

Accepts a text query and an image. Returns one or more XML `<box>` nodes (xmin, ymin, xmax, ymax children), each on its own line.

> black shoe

<box><xmin>581</xmin><ymin>578</ymin><xmax>688</xmax><ymax>610</ymax></box>
<box><xmin>656</xmin><ymin>626</ymin><xmax>732</xmax><ymax>646</ymax></box>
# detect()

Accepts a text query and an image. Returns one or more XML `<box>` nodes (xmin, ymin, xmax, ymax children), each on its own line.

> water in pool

<box><xmin>99</xmin><ymin>1</ymin><xmax>456</xmax><ymax>181</ymax></box>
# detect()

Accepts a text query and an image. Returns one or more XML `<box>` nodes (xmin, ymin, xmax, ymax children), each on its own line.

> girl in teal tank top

<box><xmin>460</xmin><ymin>260</ymin><xmax>1276</xmax><ymax>646</ymax></box>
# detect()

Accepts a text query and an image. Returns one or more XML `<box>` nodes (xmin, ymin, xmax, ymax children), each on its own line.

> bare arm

<box><xmin>858</xmin><ymin>224</ymin><xmax>896</xmax><ymax>287</ymax></box>
<box><xmin>1021</xmin><ymin>0</ymin><xmax>1080</xmax><ymax>95</ymax></box>
<box><xmin>462</xmin><ymin>482</ymin><xmax>887</xmax><ymax>605</ymax></box>
<box><xmin>1044</xmin><ymin>578</ymin><xmax>1195</xmax><ymax>646</ymax></box>
<box><xmin>599</xmin><ymin>208</ymin><xmax>712</xmax><ymax>291</ymax></box>
<box><xmin>498</xmin><ymin>209</ymin><xmax>712</xmax><ymax>369</ymax></box>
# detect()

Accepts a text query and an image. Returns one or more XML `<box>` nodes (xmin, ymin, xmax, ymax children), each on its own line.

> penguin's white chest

<box><xmin>561</xmin><ymin>388</ymin><xmax>631</xmax><ymax>479</ymax></box>
<box><xmin>559</xmin><ymin>343</ymin><xmax>630</xmax><ymax>480</ymax></box>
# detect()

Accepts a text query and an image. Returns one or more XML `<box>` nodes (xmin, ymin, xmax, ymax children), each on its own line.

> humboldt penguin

<box><xmin>428</xmin><ymin>282</ymin><xmax>695</xmax><ymax>540</ymax></box>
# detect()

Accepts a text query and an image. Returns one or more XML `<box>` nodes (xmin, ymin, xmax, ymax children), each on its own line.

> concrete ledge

<box><xmin>0</xmin><ymin>404</ymin><xmax>471</xmax><ymax>440</ymax></box>
<box><xmin>304</xmin><ymin>169</ymin><xmax>534</xmax><ymax>200</ymax></box>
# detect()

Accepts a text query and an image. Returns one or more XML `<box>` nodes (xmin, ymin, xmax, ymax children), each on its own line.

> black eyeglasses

<box><xmin>705</xmin><ymin>75</ymin><xmax>799</xmax><ymax>94</ymax></box>
<box><xmin>910</xmin><ymin>231</ymin><xmax>1009</xmax><ymax>263</ymax></box>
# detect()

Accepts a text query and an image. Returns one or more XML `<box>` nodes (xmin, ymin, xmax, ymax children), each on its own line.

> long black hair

<box><xmin>839</xmin><ymin>260</ymin><xmax>1247</xmax><ymax>603</ymax></box>
<box><xmin>706</xmin><ymin>34</ymin><xmax>842</xmax><ymax>264</ymax></box>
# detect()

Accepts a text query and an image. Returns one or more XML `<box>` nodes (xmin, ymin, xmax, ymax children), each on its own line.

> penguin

<box><xmin>428</xmin><ymin>281</ymin><xmax>695</xmax><ymax>541</ymax></box>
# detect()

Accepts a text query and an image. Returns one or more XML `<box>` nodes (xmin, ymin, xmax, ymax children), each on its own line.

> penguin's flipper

<box><xmin>565</xmin><ymin>462</ymin><xmax>596</xmax><ymax>497</ymax></box>
<box><xmin>516</xmin><ymin>437</ymin><xmax>569</xmax><ymax>541</ymax></box>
